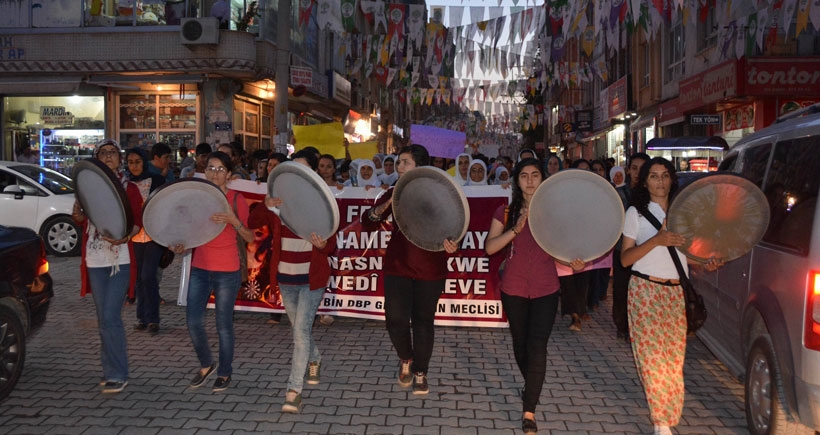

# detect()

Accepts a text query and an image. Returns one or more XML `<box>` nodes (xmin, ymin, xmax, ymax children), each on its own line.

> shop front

<box><xmin>602</xmin><ymin>76</ymin><xmax>632</xmax><ymax>161</ymax></box>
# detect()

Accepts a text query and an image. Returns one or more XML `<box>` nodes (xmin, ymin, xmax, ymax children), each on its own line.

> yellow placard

<box><xmin>348</xmin><ymin>141</ymin><xmax>378</xmax><ymax>160</ymax></box>
<box><xmin>293</xmin><ymin>123</ymin><xmax>345</xmax><ymax>158</ymax></box>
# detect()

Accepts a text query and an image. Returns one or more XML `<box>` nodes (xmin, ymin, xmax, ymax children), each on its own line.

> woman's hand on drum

<box><xmin>211</xmin><ymin>212</ymin><xmax>241</xmax><ymax>229</ymax></box>
<box><xmin>169</xmin><ymin>243</ymin><xmax>186</xmax><ymax>255</ymax></box>
<box><xmin>265</xmin><ymin>196</ymin><xmax>283</xmax><ymax>209</ymax></box>
<box><xmin>568</xmin><ymin>258</ymin><xmax>586</xmax><ymax>272</ymax></box>
<box><xmin>443</xmin><ymin>238</ymin><xmax>458</xmax><ymax>254</ymax></box>
<box><xmin>653</xmin><ymin>220</ymin><xmax>686</xmax><ymax>248</ymax></box>
<box><xmin>309</xmin><ymin>232</ymin><xmax>327</xmax><ymax>249</ymax></box>
<box><xmin>512</xmin><ymin>207</ymin><xmax>528</xmax><ymax>234</ymax></box>
<box><xmin>702</xmin><ymin>257</ymin><xmax>725</xmax><ymax>272</ymax></box>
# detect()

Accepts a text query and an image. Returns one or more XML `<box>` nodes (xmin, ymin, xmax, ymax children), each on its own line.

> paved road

<box><xmin>0</xmin><ymin>256</ymin><xmax>749</xmax><ymax>434</ymax></box>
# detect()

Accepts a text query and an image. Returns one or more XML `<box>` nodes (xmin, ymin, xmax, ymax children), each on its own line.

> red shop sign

<box><xmin>678</xmin><ymin>59</ymin><xmax>738</xmax><ymax>114</ymax></box>
<box><xmin>744</xmin><ymin>57</ymin><xmax>820</xmax><ymax>96</ymax></box>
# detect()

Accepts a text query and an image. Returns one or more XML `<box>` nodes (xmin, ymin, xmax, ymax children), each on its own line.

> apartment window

<box><xmin>642</xmin><ymin>43</ymin><xmax>650</xmax><ymax>87</ymax></box>
<box><xmin>697</xmin><ymin>7</ymin><xmax>718</xmax><ymax>51</ymax></box>
<box><xmin>666</xmin><ymin>17</ymin><xmax>685</xmax><ymax>84</ymax></box>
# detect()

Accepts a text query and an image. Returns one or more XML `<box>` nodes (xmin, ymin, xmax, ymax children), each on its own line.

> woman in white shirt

<box><xmin>620</xmin><ymin>157</ymin><xmax>721</xmax><ymax>435</ymax></box>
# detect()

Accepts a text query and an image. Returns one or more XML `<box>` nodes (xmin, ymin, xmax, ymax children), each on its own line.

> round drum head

<box><xmin>393</xmin><ymin>166</ymin><xmax>470</xmax><ymax>251</ymax></box>
<box><xmin>529</xmin><ymin>169</ymin><xmax>624</xmax><ymax>262</ymax></box>
<box><xmin>72</xmin><ymin>159</ymin><xmax>133</xmax><ymax>240</ymax></box>
<box><xmin>668</xmin><ymin>173</ymin><xmax>770</xmax><ymax>262</ymax></box>
<box><xmin>267</xmin><ymin>161</ymin><xmax>340</xmax><ymax>241</ymax></box>
<box><xmin>142</xmin><ymin>178</ymin><xmax>230</xmax><ymax>248</ymax></box>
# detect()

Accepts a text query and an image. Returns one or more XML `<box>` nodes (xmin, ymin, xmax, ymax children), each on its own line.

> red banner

<box><xmin>179</xmin><ymin>181</ymin><xmax>511</xmax><ymax>328</ymax></box>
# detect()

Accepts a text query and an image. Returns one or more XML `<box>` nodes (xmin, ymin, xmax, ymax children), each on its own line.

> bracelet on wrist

<box><xmin>512</xmin><ymin>228</ymin><xmax>519</xmax><ymax>235</ymax></box>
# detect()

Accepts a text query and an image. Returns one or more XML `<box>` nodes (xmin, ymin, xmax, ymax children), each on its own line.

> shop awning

<box><xmin>646</xmin><ymin>136</ymin><xmax>729</xmax><ymax>151</ymax></box>
<box><xmin>0</xmin><ymin>76</ymin><xmax>83</xmax><ymax>94</ymax></box>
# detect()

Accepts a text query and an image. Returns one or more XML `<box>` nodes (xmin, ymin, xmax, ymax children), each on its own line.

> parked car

<box><xmin>0</xmin><ymin>225</ymin><xmax>53</xmax><ymax>401</ymax></box>
<box><xmin>691</xmin><ymin>104</ymin><xmax>820</xmax><ymax>434</ymax></box>
<box><xmin>0</xmin><ymin>162</ymin><xmax>80</xmax><ymax>256</ymax></box>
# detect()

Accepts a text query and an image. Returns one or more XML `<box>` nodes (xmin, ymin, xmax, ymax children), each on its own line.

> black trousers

<box><xmin>383</xmin><ymin>275</ymin><xmax>445</xmax><ymax>374</ymax></box>
<box><xmin>559</xmin><ymin>270</ymin><xmax>592</xmax><ymax>317</ymax></box>
<box><xmin>501</xmin><ymin>291</ymin><xmax>559</xmax><ymax>413</ymax></box>
<box><xmin>611</xmin><ymin>249</ymin><xmax>632</xmax><ymax>334</ymax></box>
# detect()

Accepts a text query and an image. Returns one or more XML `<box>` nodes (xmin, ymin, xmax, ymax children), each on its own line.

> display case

<box><xmin>39</xmin><ymin>128</ymin><xmax>103</xmax><ymax>175</ymax></box>
<box><xmin>118</xmin><ymin>92</ymin><xmax>198</xmax><ymax>164</ymax></box>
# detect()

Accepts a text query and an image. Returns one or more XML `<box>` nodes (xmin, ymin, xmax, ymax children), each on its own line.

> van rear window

<box><xmin>762</xmin><ymin>138</ymin><xmax>820</xmax><ymax>255</ymax></box>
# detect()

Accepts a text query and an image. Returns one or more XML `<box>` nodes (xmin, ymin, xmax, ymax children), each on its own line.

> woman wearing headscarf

<box><xmin>379</xmin><ymin>154</ymin><xmax>399</xmax><ymax>186</ymax></box>
<box><xmin>545</xmin><ymin>154</ymin><xmax>562</xmax><ymax>177</ymax></box>
<box><xmin>485</xmin><ymin>158</ymin><xmax>585</xmax><ymax>433</ymax></box>
<box><xmin>124</xmin><ymin>147</ymin><xmax>166</xmax><ymax>334</ymax></box>
<box><xmin>72</xmin><ymin>139</ymin><xmax>142</xmax><ymax>394</ymax></box>
<box><xmin>169</xmin><ymin>150</ymin><xmax>254</xmax><ymax>392</ymax></box>
<box><xmin>372</xmin><ymin>153</ymin><xmax>386</xmax><ymax>176</ymax></box>
<box><xmin>466</xmin><ymin>159</ymin><xmax>488</xmax><ymax>185</ymax></box>
<box><xmin>493</xmin><ymin>165</ymin><xmax>510</xmax><ymax>185</ymax></box>
<box><xmin>517</xmin><ymin>148</ymin><xmax>537</xmax><ymax>161</ymax></box>
<box><xmin>355</xmin><ymin>159</ymin><xmax>383</xmax><ymax>189</ymax></box>
<box><xmin>453</xmin><ymin>153</ymin><xmax>471</xmax><ymax>185</ymax></box>
<box><xmin>610</xmin><ymin>166</ymin><xmax>626</xmax><ymax>188</ymax></box>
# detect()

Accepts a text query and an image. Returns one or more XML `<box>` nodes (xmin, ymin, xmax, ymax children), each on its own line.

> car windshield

<box><xmin>10</xmin><ymin>165</ymin><xmax>74</xmax><ymax>195</ymax></box>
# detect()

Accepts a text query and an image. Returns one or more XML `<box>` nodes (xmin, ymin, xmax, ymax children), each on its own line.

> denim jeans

<box><xmin>134</xmin><ymin>241</ymin><xmax>163</xmax><ymax>325</ymax></box>
<box><xmin>501</xmin><ymin>291</ymin><xmax>559</xmax><ymax>413</ymax></box>
<box><xmin>88</xmin><ymin>265</ymin><xmax>130</xmax><ymax>382</ymax></box>
<box><xmin>383</xmin><ymin>275</ymin><xmax>444</xmax><ymax>374</ymax></box>
<box><xmin>186</xmin><ymin>267</ymin><xmax>241</xmax><ymax>377</ymax></box>
<box><xmin>279</xmin><ymin>284</ymin><xmax>325</xmax><ymax>393</ymax></box>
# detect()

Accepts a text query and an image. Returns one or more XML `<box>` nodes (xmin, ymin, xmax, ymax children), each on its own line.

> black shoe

<box><xmin>522</xmin><ymin>418</ymin><xmax>538</xmax><ymax>434</ymax></box>
<box><xmin>519</xmin><ymin>388</ymin><xmax>525</xmax><ymax>400</ymax></box>
<box><xmin>190</xmin><ymin>363</ymin><xmax>217</xmax><ymax>388</ymax></box>
<box><xmin>101</xmin><ymin>380</ymin><xmax>128</xmax><ymax>394</ymax></box>
<box><xmin>412</xmin><ymin>372</ymin><xmax>429</xmax><ymax>395</ymax></box>
<box><xmin>213</xmin><ymin>376</ymin><xmax>231</xmax><ymax>392</ymax></box>
<box><xmin>147</xmin><ymin>323</ymin><xmax>159</xmax><ymax>334</ymax></box>
<box><xmin>134</xmin><ymin>323</ymin><xmax>147</xmax><ymax>331</ymax></box>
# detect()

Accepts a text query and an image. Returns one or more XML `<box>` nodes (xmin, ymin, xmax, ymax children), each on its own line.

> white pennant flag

<box><xmin>812</xmin><ymin>0</ymin><xmax>820</xmax><ymax>31</ymax></box>
<box><xmin>317</xmin><ymin>0</ymin><xmax>343</xmax><ymax>33</ymax></box>
<box><xmin>782</xmin><ymin>0</ymin><xmax>798</xmax><ymax>33</ymax></box>
<box><xmin>756</xmin><ymin>7</ymin><xmax>769</xmax><ymax>51</ymax></box>
<box><xmin>450</xmin><ymin>6</ymin><xmax>464</xmax><ymax>28</ymax></box>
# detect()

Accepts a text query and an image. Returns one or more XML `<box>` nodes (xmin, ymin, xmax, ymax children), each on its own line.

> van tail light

<box><xmin>806</xmin><ymin>271</ymin><xmax>820</xmax><ymax>351</ymax></box>
<box><xmin>37</xmin><ymin>243</ymin><xmax>49</xmax><ymax>276</ymax></box>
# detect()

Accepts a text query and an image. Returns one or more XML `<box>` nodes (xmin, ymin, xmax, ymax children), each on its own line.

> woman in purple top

<box><xmin>486</xmin><ymin>158</ymin><xmax>584</xmax><ymax>434</ymax></box>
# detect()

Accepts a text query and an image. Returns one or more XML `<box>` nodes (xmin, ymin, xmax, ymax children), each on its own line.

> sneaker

<box><xmin>522</xmin><ymin>417</ymin><xmax>538</xmax><ymax>434</ymax></box>
<box><xmin>189</xmin><ymin>363</ymin><xmax>217</xmax><ymax>388</ymax></box>
<box><xmin>101</xmin><ymin>380</ymin><xmax>127</xmax><ymax>393</ymax></box>
<box><xmin>147</xmin><ymin>323</ymin><xmax>159</xmax><ymax>334</ymax></box>
<box><xmin>653</xmin><ymin>425</ymin><xmax>673</xmax><ymax>435</ymax></box>
<box><xmin>306</xmin><ymin>362</ymin><xmax>321</xmax><ymax>385</ymax></box>
<box><xmin>412</xmin><ymin>372</ymin><xmax>429</xmax><ymax>395</ymax></box>
<box><xmin>213</xmin><ymin>376</ymin><xmax>231</xmax><ymax>392</ymax></box>
<box><xmin>282</xmin><ymin>390</ymin><xmax>302</xmax><ymax>413</ymax></box>
<box><xmin>318</xmin><ymin>315</ymin><xmax>334</xmax><ymax>326</ymax></box>
<box><xmin>134</xmin><ymin>323</ymin><xmax>147</xmax><ymax>331</ymax></box>
<box><xmin>398</xmin><ymin>360</ymin><xmax>413</xmax><ymax>387</ymax></box>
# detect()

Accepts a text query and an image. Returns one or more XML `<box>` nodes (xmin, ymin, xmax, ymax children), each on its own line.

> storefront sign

<box><xmin>724</xmin><ymin>103</ymin><xmax>754</xmax><ymax>132</ymax></box>
<box><xmin>679</xmin><ymin>59</ymin><xmax>738</xmax><ymax>114</ymax></box>
<box><xmin>39</xmin><ymin>106</ymin><xmax>73</xmax><ymax>125</ymax></box>
<box><xmin>744</xmin><ymin>58</ymin><xmax>820</xmax><ymax>96</ymax></box>
<box><xmin>575</xmin><ymin>110</ymin><xmax>592</xmax><ymax>131</ymax></box>
<box><xmin>690</xmin><ymin>114</ymin><xmax>721</xmax><ymax>125</ymax></box>
<box><xmin>329</xmin><ymin>71</ymin><xmax>351</xmax><ymax>106</ymax></box>
<box><xmin>0</xmin><ymin>36</ymin><xmax>24</xmax><ymax>60</ymax></box>
<box><xmin>605</xmin><ymin>76</ymin><xmax>628</xmax><ymax>119</ymax></box>
<box><xmin>290</xmin><ymin>66</ymin><xmax>313</xmax><ymax>87</ymax></box>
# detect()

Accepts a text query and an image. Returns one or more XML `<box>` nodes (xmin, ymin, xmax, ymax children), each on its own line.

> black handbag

<box><xmin>640</xmin><ymin>208</ymin><xmax>707</xmax><ymax>334</ymax></box>
<box><xmin>159</xmin><ymin>247</ymin><xmax>175</xmax><ymax>269</ymax></box>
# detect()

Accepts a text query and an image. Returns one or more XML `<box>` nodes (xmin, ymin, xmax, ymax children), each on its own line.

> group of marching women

<box><xmin>74</xmin><ymin>139</ymin><xmax>721</xmax><ymax>435</ymax></box>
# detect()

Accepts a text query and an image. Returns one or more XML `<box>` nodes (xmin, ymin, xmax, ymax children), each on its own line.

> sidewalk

<box><xmin>0</xmin><ymin>256</ymin><xmax>748</xmax><ymax>434</ymax></box>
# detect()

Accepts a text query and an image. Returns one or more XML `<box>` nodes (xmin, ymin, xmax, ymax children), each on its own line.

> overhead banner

<box><xmin>178</xmin><ymin>181</ymin><xmax>511</xmax><ymax>328</ymax></box>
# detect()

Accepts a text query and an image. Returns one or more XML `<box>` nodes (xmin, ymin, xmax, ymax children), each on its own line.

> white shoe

<box><xmin>653</xmin><ymin>425</ymin><xmax>673</xmax><ymax>435</ymax></box>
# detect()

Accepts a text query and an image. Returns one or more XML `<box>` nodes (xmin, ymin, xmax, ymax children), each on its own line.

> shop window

<box><xmin>233</xmin><ymin>98</ymin><xmax>273</xmax><ymax>153</ymax></box>
<box><xmin>84</xmin><ymin>0</ymin><xmax>194</xmax><ymax>27</ymax></box>
<box><xmin>697</xmin><ymin>7</ymin><xmax>717</xmax><ymax>52</ymax></box>
<box><xmin>118</xmin><ymin>92</ymin><xmax>198</xmax><ymax>164</ymax></box>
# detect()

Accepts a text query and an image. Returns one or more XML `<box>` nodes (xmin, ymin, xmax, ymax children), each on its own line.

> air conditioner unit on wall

<box><xmin>180</xmin><ymin>17</ymin><xmax>219</xmax><ymax>45</ymax></box>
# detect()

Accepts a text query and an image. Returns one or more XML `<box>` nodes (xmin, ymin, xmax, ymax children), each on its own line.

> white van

<box><xmin>693</xmin><ymin>104</ymin><xmax>820</xmax><ymax>434</ymax></box>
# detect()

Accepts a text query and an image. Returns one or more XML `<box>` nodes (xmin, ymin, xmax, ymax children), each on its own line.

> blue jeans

<box><xmin>134</xmin><ymin>241</ymin><xmax>163</xmax><ymax>324</ymax></box>
<box><xmin>88</xmin><ymin>265</ymin><xmax>130</xmax><ymax>382</ymax></box>
<box><xmin>279</xmin><ymin>284</ymin><xmax>324</xmax><ymax>393</ymax></box>
<box><xmin>186</xmin><ymin>267</ymin><xmax>241</xmax><ymax>377</ymax></box>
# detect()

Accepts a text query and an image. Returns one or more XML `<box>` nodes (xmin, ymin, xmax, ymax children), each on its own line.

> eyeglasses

<box><xmin>205</xmin><ymin>166</ymin><xmax>228</xmax><ymax>174</ymax></box>
<box><xmin>98</xmin><ymin>150</ymin><xmax>120</xmax><ymax>158</ymax></box>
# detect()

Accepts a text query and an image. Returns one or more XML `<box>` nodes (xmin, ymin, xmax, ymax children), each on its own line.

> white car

<box><xmin>0</xmin><ymin>162</ymin><xmax>80</xmax><ymax>256</ymax></box>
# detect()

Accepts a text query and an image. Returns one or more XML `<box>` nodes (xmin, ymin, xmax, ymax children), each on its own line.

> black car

<box><xmin>0</xmin><ymin>225</ymin><xmax>53</xmax><ymax>401</ymax></box>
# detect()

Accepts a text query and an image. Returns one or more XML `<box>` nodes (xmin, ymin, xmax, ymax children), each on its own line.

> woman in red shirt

<box><xmin>170</xmin><ymin>151</ymin><xmax>254</xmax><ymax>392</ymax></box>
<box><xmin>362</xmin><ymin>144</ymin><xmax>458</xmax><ymax>395</ymax></box>
<box><xmin>486</xmin><ymin>158</ymin><xmax>584</xmax><ymax>434</ymax></box>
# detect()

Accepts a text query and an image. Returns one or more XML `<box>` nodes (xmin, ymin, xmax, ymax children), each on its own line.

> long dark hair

<box><xmin>207</xmin><ymin>150</ymin><xmax>234</xmax><ymax>172</ymax></box>
<box><xmin>398</xmin><ymin>144</ymin><xmax>430</xmax><ymax>167</ymax></box>
<box><xmin>629</xmin><ymin>156</ymin><xmax>678</xmax><ymax>214</ymax></box>
<box><xmin>506</xmin><ymin>158</ymin><xmax>544</xmax><ymax>232</ymax></box>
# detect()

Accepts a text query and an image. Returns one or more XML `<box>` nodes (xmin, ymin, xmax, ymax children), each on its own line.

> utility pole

<box><xmin>274</xmin><ymin>0</ymin><xmax>291</xmax><ymax>154</ymax></box>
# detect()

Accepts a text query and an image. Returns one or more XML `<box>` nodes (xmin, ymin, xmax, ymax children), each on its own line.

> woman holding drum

<box><xmin>362</xmin><ymin>144</ymin><xmax>458</xmax><ymax>395</ymax></box>
<box><xmin>72</xmin><ymin>139</ymin><xmax>142</xmax><ymax>394</ymax></box>
<box><xmin>485</xmin><ymin>157</ymin><xmax>584</xmax><ymax>433</ymax></box>
<box><xmin>124</xmin><ymin>147</ymin><xmax>166</xmax><ymax>334</ymax></box>
<box><xmin>620</xmin><ymin>157</ymin><xmax>722</xmax><ymax>435</ymax></box>
<box><xmin>169</xmin><ymin>151</ymin><xmax>254</xmax><ymax>392</ymax></box>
